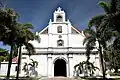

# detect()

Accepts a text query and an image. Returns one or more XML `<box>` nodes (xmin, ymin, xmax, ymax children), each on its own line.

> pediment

<box><xmin>41</xmin><ymin>28</ymin><xmax>48</xmax><ymax>34</ymax></box>
<box><xmin>71</xmin><ymin>26</ymin><xmax>81</xmax><ymax>34</ymax></box>
<box><xmin>39</xmin><ymin>26</ymin><xmax>48</xmax><ymax>34</ymax></box>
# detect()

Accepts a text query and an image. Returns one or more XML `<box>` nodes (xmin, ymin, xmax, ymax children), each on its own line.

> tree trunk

<box><xmin>16</xmin><ymin>46</ymin><xmax>22</xmax><ymax>80</ymax></box>
<box><xmin>99</xmin><ymin>43</ymin><xmax>105</xmax><ymax>79</ymax></box>
<box><xmin>114</xmin><ymin>67</ymin><xmax>118</xmax><ymax>73</ymax></box>
<box><xmin>6</xmin><ymin>44</ymin><xmax>14</xmax><ymax>80</ymax></box>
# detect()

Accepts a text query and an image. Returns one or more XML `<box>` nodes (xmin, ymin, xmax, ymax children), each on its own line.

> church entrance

<box><xmin>54</xmin><ymin>59</ymin><xmax>67</xmax><ymax>77</ymax></box>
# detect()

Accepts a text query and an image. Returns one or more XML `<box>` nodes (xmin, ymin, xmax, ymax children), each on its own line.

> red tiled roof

<box><xmin>12</xmin><ymin>56</ymin><xmax>18</xmax><ymax>63</ymax></box>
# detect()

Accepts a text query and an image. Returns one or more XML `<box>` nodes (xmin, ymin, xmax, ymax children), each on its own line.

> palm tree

<box><xmin>84</xmin><ymin>0</ymin><xmax>120</xmax><ymax>78</ymax></box>
<box><xmin>104</xmin><ymin>44</ymin><xmax>120</xmax><ymax>73</ymax></box>
<box><xmin>16</xmin><ymin>23</ymin><xmax>36</xmax><ymax>80</ymax></box>
<box><xmin>74</xmin><ymin>62</ymin><xmax>83</xmax><ymax>76</ymax></box>
<box><xmin>0</xmin><ymin>7</ymin><xmax>19</xmax><ymax>80</ymax></box>
<box><xmin>29</xmin><ymin>59</ymin><xmax>38</xmax><ymax>67</ymax></box>
<box><xmin>0</xmin><ymin>7</ymin><xmax>35</xmax><ymax>79</ymax></box>
<box><xmin>83</xmin><ymin>60</ymin><xmax>99</xmax><ymax>76</ymax></box>
<box><xmin>0</xmin><ymin>3</ymin><xmax>36</xmax><ymax>79</ymax></box>
<box><xmin>74</xmin><ymin>60</ymin><xmax>99</xmax><ymax>77</ymax></box>
<box><xmin>22</xmin><ymin>59</ymin><xmax>38</xmax><ymax>77</ymax></box>
<box><xmin>29</xmin><ymin>59</ymin><xmax>38</xmax><ymax>76</ymax></box>
<box><xmin>22</xmin><ymin>62</ymin><xmax>29</xmax><ymax>76</ymax></box>
<box><xmin>83</xmin><ymin>28</ymin><xmax>107</xmax><ymax>78</ymax></box>
<box><xmin>103</xmin><ymin>31</ymin><xmax>120</xmax><ymax>73</ymax></box>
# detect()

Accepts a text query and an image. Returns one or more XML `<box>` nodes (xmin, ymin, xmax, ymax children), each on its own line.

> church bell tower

<box><xmin>53</xmin><ymin>7</ymin><xmax>66</xmax><ymax>22</ymax></box>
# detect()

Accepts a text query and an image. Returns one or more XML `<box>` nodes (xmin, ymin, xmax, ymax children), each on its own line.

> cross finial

<box><xmin>57</xmin><ymin>7</ymin><xmax>62</xmax><ymax>11</ymax></box>
<box><xmin>49</xmin><ymin>19</ymin><xmax>52</xmax><ymax>24</ymax></box>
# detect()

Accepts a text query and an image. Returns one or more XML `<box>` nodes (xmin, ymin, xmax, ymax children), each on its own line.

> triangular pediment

<box><xmin>39</xmin><ymin>26</ymin><xmax>48</xmax><ymax>34</ymax></box>
<box><xmin>71</xmin><ymin>26</ymin><xmax>81</xmax><ymax>34</ymax></box>
<box><xmin>41</xmin><ymin>28</ymin><xmax>48</xmax><ymax>34</ymax></box>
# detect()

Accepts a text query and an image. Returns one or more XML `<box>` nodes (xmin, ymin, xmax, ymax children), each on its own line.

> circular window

<box><xmin>59</xmin><ymin>35</ymin><xmax>62</xmax><ymax>38</ymax></box>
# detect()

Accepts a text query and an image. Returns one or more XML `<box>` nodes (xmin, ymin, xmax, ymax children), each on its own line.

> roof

<box><xmin>12</xmin><ymin>56</ymin><xmax>18</xmax><ymax>63</ymax></box>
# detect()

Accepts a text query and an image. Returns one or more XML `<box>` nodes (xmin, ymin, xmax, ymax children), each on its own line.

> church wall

<box><xmin>51</xmin><ymin>35</ymin><xmax>68</xmax><ymax>47</ymax></box>
<box><xmin>21</xmin><ymin>55</ymin><xmax>48</xmax><ymax>77</ymax></box>
<box><xmin>35</xmin><ymin>34</ymin><xmax>49</xmax><ymax>47</ymax></box>
<box><xmin>23</xmin><ymin>34</ymin><xmax>49</xmax><ymax>48</ymax></box>
<box><xmin>0</xmin><ymin>62</ymin><xmax>17</xmax><ymax>76</ymax></box>
<box><xmin>50</xmin><ymin>24</ymin><xmax>68</xmax><ymax>34</ymax></box>
<box><xmin>72</xmin><ymin>54</ymin><xmax>87</xmax><ymax>76</ymax></box>
<box><xmin>72</xmin><ymin>54</ymin><xmax>101</xmax><ymax>76</ymax></box>
<box><xmin>31</xmin><ymin>55</ymin><xmax>47</xmax><ymax>76</ymax></box>
<box><xmin>72</xmin><ymin>54</ymin><xmax>87</xmax><ymax>66</ymax></box>
<box><xmin>72</xmin><ymin>54</ymin><xmax>100</xmax><ymax>67</ymax></box>
<box><xmin>69</xmin><ymin>34</ymin><xmax>85</xmax><ymax>47</ymax></box>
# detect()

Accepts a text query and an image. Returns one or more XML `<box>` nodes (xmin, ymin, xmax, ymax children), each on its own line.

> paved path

<box><xmin>48</xmin><ymin>76</ymin><xmax>75</xmax><ymax>80</ymax></box>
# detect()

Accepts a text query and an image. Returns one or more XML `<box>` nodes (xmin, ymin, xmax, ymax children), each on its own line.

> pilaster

<box><xmin>47</xmin><ymin>54</ymin><xmax>52</xmax><ymax>77</ymax></box>
<box><xmin>67</xmin><ymin>54</ymin><xmax>73</xmax><ymax>77</ymax></box>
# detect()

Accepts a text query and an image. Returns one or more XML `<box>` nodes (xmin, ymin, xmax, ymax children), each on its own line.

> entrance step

<box><xmin>48</xmin><ymin>77</ymin><xmax>75</xmax><ymax>80</ymax></box>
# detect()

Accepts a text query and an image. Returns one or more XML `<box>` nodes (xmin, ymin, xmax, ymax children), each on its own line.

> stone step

<box><xmin>48</xmin><ymin>76</ymin><xmax>75</xmax><ymax>80</ymax></box>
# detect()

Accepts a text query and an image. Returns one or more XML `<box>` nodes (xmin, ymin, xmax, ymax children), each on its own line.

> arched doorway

<box><xmin>54</xmin><ymin>59</ymin><xmax>67</xmax><ymax>77</ymax></box>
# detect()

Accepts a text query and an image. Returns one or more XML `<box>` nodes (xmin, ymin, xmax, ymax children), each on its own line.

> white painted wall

<box><xmin>0</xmin><ymin>62</ymin><xmax>17</xmax><ymax>76</ymax></box>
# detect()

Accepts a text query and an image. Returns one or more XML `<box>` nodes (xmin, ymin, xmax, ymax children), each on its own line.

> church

<box><xmin>0</xmin><ymin>7</ymin><xmax>101</xmax><ymax>78</ymax></box>
<box><xmin>21</xmin><ymin>7</ymin><xmax>101</xmax><ymax>77</ymax></box>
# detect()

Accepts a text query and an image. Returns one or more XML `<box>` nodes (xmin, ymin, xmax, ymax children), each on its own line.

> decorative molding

<box><xmin>47</xmin><ymin>54</ymin><xmax>52</xmax><ymax>58</ymax></box>
<box><xmin>53</xmin><ymin>57</ymin><xmax>68</xmax><ymax>64</ymax></box>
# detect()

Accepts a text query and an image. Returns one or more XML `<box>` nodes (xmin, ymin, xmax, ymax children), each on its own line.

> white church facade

<box><xmin>0</xmin><ymin>7</ymin><xmax>101</xmax><ymax>78</ymax></box>
<box><xmin>21</xmin><ymin>7</ymin><xmax>101</xmax><ymax>77</ymax></box>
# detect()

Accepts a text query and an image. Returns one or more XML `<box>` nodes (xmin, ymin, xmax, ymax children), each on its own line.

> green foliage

<box><xmin>29</xmin><ymin>59</ymin><xmax>38</xmax><ymax>68</ymax></box>
<box><xmin>35</xmin><ymin>34</ymin><xmax>40</xmax><ymax>43</ymax></box>
<box><xmin>0</xmin><ymin>48</ymin><xmax>9</xmax><ymax>62</ymax></box>
<box><xmin>83</xmin><ymin>29</ymin><xmax>97</xmax><ymax>59</ymax></box>
<box><xmin>0</xmin><ymin>8</ymin><xmax>19</xmax><ymax>45</ymax></box>
<box><xmin>0</xmin><ymin>3</ymin><xmax>37</xmax><ymax>79</ymax></box>
<box><xmin>0</xmin><ymin>5</ymin><xmax>37</xmax><ymax>79</ymax></box>
<box><xmin>83</xmin><ymin>0</ymin><xmax>118</xmax><ymax>78</ymax></box>
<box><xmin>98</xmin><ymin>1</ymin><xmax>111</xmax><ymax>14</ymax></box>
<box><xmin>74</xmin><ymin>60</ymin><xmax>99</xmax><ymax>77</ymax></box>
<box><xmin>25</xmin><ymin>43</ymin><xmax>35</xmax><ymax>56</ymax></box>
<box><xmin>28</xmin><ymin>77</ymin><xmax>41</xmax><ymax>80</ymax></box>
<box><xmin>104</xmin><ymin>44</ymin><xmax>120</xmax><ymax>73</ymax></box>
<box><xmin>12</xmin><ymin>44</ymin><xmax>18</xmax><ymax>57</ymax></box>
<box><xmin>85</xmin><ymin>0</ymin><xmax>120</xmax><ymax>78</ymax></box>
<box><xmin>22</xmin><ymin>62</ymin><xmax>28</xmax><ymax>73</ymax></box>
<box><xmin>22</xmin><ymin>59</ymin><xmax>38</xmax><ymax>77</ymax></box>
<box><xmin>0</xmin><ymin>56</ymin><xmax>8</xmax><ymax>62</ymax></box>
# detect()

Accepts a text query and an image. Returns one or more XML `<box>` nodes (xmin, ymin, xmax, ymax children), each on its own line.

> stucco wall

<box><xmin>0</xmin><ymin>62</ymin><xmax>17</xmax><ymax>76</ymax></box>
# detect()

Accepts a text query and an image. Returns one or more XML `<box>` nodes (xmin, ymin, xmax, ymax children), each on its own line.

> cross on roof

<box><xmin>57</xmin><ymin>7</ymin><xmax>62</xmax><ymax>11</ymax></box>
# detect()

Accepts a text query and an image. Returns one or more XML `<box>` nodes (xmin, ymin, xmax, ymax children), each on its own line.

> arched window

<box><xmin>56</xmin><ymin>15</ymin><xmax>63</xmax><ymax>22</ymax></box>
<box><xmin>57</xmin><ymin>26</ymin><xmax>62</xmax><ymax>33</ymax></box>
<box><xmin>57</xmin><ymin>40</ymin><xmax>64</xmax><ymax>46</ymax></box>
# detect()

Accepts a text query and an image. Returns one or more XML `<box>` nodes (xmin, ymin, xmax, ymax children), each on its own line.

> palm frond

<box><xmin>22</xmin><ymin>62</ymin><xmax>28</xmax><ymax>72</ymax></box>
<box><xmin>116</xmin><ymin>0</ymin><xmax>120</xmax><ymax>12</ymax></box>
<box><xmin>28</xmin><ymin>63</ymin><xmax>33</xmax><ymax>67</ymax></box>
<box><xmin>88</xmin><ymin>14</ymin><xmax>105</xmax><ymax>28</ymax></box>
<box><xmin>110</xmin><ymin>0</ymin><xmax>117</xmax><ymax>12</ymax></box>
<box><xmin>23</xmin><ymin>23</ymin><xmax>34</xmax><ymax>29</ymax></box>
<box><xmin>98</xmin><ymin>1</ymin><xmax>111</xmax><ymax>14</ymax></box>
<box><xmin>24</xmin><ymin>43</ymin><xmax>35</xmax><ymax>56</ymax></box>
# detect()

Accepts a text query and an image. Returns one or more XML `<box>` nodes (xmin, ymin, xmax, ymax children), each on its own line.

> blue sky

<box><xmin>1</xmin><ymin>0</ymin><xmax>105</xmax><ymax>50</ymax></box>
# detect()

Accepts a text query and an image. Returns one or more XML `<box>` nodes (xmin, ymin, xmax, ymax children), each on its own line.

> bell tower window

<box><xmin>56</xmin><ymin>15</ymin><xmax>63</xmax><ymax>22</ymax></box>
<box><xmin>57</xmin><ymin>26</ymin><xmax>62</xmax><ymax>33</ymax></box>
<box><xmin>57</xmin><ymin>40</ymin><xmax>64</xmax><ymax>46</ymax></box>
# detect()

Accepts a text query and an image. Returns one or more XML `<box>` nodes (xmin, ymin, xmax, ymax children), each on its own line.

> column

<box><xmin>47</xmin><ymin>54</ymin><xmax>52</xmax><ymax>77</ymax></box>
<box><xmin>68</xmin><ymin>54</ymin><xmax>73</xmax><ymax>77</ymax></box>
